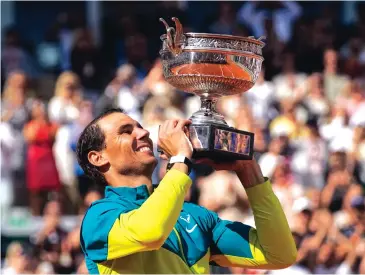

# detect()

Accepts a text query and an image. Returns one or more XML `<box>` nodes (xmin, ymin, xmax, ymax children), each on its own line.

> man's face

<box><xmin>98</xmin><ymin>112</ymin><xmax>157</xmax><ymax>175</ymax></box>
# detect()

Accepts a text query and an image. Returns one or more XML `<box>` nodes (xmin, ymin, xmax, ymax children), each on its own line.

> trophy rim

<box><xmin>160</xmin><ymin>32</ymin><xmax>265</xmax><ymax>47</ymax></box>
<box><xmin>165</xmin><ymin>47</ymin><xmax>265</xmax><ymax>60</ymax></box>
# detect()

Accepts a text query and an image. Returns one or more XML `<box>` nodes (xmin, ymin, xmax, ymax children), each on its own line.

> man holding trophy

<box><xmin>78</xmin><ymin>18</ymin><xmax>297</xmax><ymax>274</ymax></box>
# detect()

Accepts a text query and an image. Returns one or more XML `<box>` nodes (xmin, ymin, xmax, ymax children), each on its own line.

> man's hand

<box><xmin>196</xmin><ymin>158</ymin><xmax>265</xmax><ymax>188</ymax></box>
<box><xmin>158</xmin><ymin>119</ymin><xmax>193</xmax><ymax>175</ymax></box>
<box><xmin>158</xmin><ymin>119</ymin><xmax>193</xmax><ymax>159</ymax></box>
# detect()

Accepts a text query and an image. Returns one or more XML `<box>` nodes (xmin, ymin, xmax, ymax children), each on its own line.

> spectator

<box><xmin>197</xmin><ymin>171</ymin><xmax>249</xmax><ymax>222</ymax></box>
<box><xmin>291</xmin><ymin>119</ymin><xmax>328</xmax><ymax>190</ymax></box>
<box><xmin>339</xmin><ymin>79</ymin><xmax>365</xmax><ymax>127</ymax></box>
<box><xmin>340</xmin><ymin>35</ymin><xmax>365</xmax><ymax>78</ymax></box>
<box><xmin>323</xmin><ymin>48</ymin><xmax>350</xmax><ymax>103</ymax></box>
<box><xmin>244</xmin><ymin>67</ymin><xmax>275</xmax><ymax>128</ymax></box>
<box><xmin>332</xmin><ymin>184</ymin><xmax>363</xmax><ymax>238</ymax></box>
<box><xmin>1</xmin><ymin>242</ymin><xmax>31</xmax><ymax>274</ymax></box>
<box><xmin>271</xmin><ymin>162</ymin><xmax>305</xmax><ymax>224</ymax></box>
<box><xmin>69</xmin><ymin>100</ymin><xmax>95</xmax><ymax>202</ymax></box>
<box><xmin>30</xmin><ymin>200</ymin><xmax>70</xmax><ymax>273</ymax></box>
<box><xmin>1</xmin><ymin>71</ymin><xmax>31</xmax><ymax>206</ymax></box>
<box><xmin>1</xmin><ymin>28</ymin><xmax>37</xmax><ymax>79</ymax></box>
<box><xmin>49</xmin><ymin>72</ymin><xmax>81</xmax><ymax>210</ymax></box>
<box><xmin>258</xmin><ymin>137</ymin><xmax>286</xmax><ymax>178</ymax></box>
<box><xmin>96</xmin><ymin>63</ymin><xmax>146</xmax><ymax>122</ymax></box>
<box><xmin>48</xmin><ymin>71</ymin><xmax>81</xmax><ymax>124</ymax></box>
<box><xmin>272</xmin><ymin>52</ymin><xmax>307</xmax><ymax>101</ymax></box>
<box><xmin>319</xmin><ymin>107</ymin><xmax>353</xmax><ymax>153</ymax></box>
<box><xmin>321</xmin><ymin>168</ymin><xmax>354</xmax><ymax>213</ymax></box>
<box><xmin>24</xmin><ymin>100</ymin><xmax>60</xmax><ymax>216</ymax></box>
<box><xmin>0</xmin><ymin>122</ymin><xmax>16</xmax><ymax>212</ymax></box>
<box><xmin>95</xmin><ymin>66</ymin><xmax>125</xmax><ymax>116</ymax></box>
<box><xmin>302</xmin><ymin>73</ymin><xmax>330</xmax><ymax>119</ymax></box>
<box><xmin>60</xmin><ymin>189</ymin><xmax>103</xmax><ymax>271</ymax></box>
<box><xmin>252</xmin><ymin>127</ymin><xmax>268</xmax><ymax>158</ymax></box>
<box><xmin>35</xmin><ymin>261</ymin><xmax>55</xmax><ymax>274</ymax></box>
<box><xmin>270</xmin><ymin>99</ymin><xmax>310</xmax><ymax>141</ymax></box>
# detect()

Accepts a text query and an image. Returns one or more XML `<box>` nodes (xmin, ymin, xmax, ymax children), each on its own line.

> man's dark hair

<box><xmin>76</xmin><ymin>108</ymin><xmax>124</xmax><ymax>186</ymax></box>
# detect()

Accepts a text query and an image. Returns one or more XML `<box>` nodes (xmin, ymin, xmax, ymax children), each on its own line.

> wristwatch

<box><xmin>166</xmin><ymin>155</ymin><xmax>193</xmax><ymax>175</ymax></box>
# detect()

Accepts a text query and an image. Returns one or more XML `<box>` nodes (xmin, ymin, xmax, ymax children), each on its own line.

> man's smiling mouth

<box><xmin>137</xmin><ymin>146</ymin><xmax>152</xmax><ymax>152</ymax></box>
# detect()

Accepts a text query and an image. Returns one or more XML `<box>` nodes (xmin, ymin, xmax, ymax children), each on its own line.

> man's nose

<box><xmin>135</xmin><ymin>127</ymin><xmax>150</xmax><ymax>140</ymax></box>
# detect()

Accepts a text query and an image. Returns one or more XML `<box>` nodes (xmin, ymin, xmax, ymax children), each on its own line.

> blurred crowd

<box><xmin>1</xmin><ymin>1</ymin><xmax>365</xmax><ymax>274</ymax></box>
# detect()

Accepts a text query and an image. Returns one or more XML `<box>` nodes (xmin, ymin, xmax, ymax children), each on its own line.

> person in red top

<box><xmin>24</xmin><ymin>100</ymin><xmax>60</xmax><ymax>216</ymax></box>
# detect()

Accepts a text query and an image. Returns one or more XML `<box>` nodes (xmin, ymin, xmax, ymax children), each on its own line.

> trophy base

<box><xmin>188</xmin><ymin>124</ymin><xmax>254</xmax><ymax>162</ymax></box>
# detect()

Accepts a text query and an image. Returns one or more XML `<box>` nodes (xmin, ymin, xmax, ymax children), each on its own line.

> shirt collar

<box><xmin>105</xmin><ymin>184</ymin><xmax>151</xmax><ymax>201</ymax></box>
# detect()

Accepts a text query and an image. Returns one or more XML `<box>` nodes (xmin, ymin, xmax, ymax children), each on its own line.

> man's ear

<box><xmin>88</xmin><ymin>151</ymin><xmax>108</xmax><ymax>167</ymax></box>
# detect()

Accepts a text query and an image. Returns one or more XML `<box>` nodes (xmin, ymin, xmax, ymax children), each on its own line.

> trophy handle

<box><xmin>171</xmin><ymin>17</ymin><xmax>183</xmax><ymax>44</ymax></box>
<box><xmin>159</xmin><ymin>17</ymin><xmax>185</xmax><ymax>56</ymax></box>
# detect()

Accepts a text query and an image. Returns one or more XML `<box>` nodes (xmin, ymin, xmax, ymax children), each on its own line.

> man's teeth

<box><xmin>138</xmin><ymin>146</ymin><xmax>151</xmax><ymax>152</ymax></box>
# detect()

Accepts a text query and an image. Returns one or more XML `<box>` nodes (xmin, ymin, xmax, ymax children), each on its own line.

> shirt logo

<box><xmin>180</xmin><ymin>214</ymin><xmax>197</xmax><ymax>233</ymax></box>
<box><xmin>179</xmin><ymin>214</ymin><xmax>191</xmax><ymax>223</ymax></box>
<box><xmin>185</xmin><ymin>224</ymin><xmax>197</xmax><ymax>234</ymax></box>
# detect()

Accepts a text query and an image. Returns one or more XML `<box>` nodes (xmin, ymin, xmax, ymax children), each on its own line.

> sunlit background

<box><xmin>1</xmin><ymin>1</ymin><xmax>365</xmax><ymax>274</ymax></box>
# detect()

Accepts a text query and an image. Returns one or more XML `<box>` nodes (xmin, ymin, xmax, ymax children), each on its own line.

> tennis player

<box><xmin>76</xmin><ymin>108</ymin><xmax>297</xmax><ymax>274</ymax></box>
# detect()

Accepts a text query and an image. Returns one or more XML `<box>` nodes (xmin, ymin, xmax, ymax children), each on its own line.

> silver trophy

<box><xmin>159</xmin><ymin>17</ymin><xmax>265</xmax><ymax>161</ymax></box>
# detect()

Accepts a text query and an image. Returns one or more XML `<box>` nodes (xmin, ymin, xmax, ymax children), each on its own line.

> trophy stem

<box><xmin>200</xmin><ymin>98</ymin><xmax>218</xmax><ymax>113</ymax></box>
<box><xmin>189</xmin><ymin>96</ymin><xmax>228</xmax><ymax>126</ymax></box>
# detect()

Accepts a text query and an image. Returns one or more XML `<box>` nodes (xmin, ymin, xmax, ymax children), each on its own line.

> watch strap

<box><xmin>166</xmin><ymin>155</ymin><xmax>193</xmax><ymax>174</ymax></box>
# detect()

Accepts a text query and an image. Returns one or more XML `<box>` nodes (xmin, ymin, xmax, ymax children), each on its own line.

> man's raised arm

<box><xmin>209</xmin><ymin>160</ymin><xmax>297</xmax><ymax>269</ymax></box>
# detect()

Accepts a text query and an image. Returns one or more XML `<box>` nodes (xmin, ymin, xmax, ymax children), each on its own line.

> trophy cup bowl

<box><xmin>159</xmin><ymin>17</ymin><xmax>265</xmax><ymax>161</ymax></box>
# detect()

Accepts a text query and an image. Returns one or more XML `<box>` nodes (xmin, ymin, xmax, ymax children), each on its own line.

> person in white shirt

<box><xmin>291</xmin><ymin>119</ymin><xmax>328</xmax><ymax>190</ymax></box>
<box><xmin>0</xmin><ymin>122</ymin><xmax>15</xmax><ymax>212</ymax></box>
<box><xmin>48</xmin><ymin>71</ymin><xmax>81</xmax><ymax>124</ymax></box>
<box><xmin>244</xmin><ymin>68</ymin><xmax>275</xmax><ymax>128</ymax></box>
<box><xmin>258</xmin><ymin>137</ymin><xmax>286</xmax><ymax>178</ymax></box>
<box><xmin>49</xmin><ymin>72</ymin><xmax>81</xmax><ymax>191</ymax></box>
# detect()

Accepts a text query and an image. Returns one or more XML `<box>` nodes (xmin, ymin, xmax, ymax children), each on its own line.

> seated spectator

<box><xmin>35</xmin><ymin>261</ymin><xmax>55</xmax><ymax>274</ymax></box>
<box><xmin>319</xmin><ymin>107</ymin><xmax>353</xmax><ymax>153</ymax></box>
<box><xmin>302</xmin><ymin>73</ymin><xmax>330</xmax><ymax>119</ymax></box>
<box><xmin>272</xmin><ymin>52</ymin><xmax>307</xmax><ymax>101</ymax></box>
<box><xmin>270</xmin><ymin>99</ymin><xmax>310</xmax><ymax>141</ymax></box>
<box><xmin>258</xmin><ymin>137</ymin><xmax>286</xmax><ymax>178</ymax></box>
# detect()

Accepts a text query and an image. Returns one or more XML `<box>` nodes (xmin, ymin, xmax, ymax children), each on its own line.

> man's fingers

<box><xmin>160</xmin><ymin>119</ymin><xmax>174</xmax><ymax>132</ymax></box>
<box><xmin>175</xmin><ymin>119</ymin><xmax>192</xmax><ymax>130</ymax></box>
<box><xmin>160</xmin><ymin>119</ymin><xmax>191</xmax><ymax>133</ymax></box>
<box><xmin>166</xmin><ymin>119</ymin><xmax>179</xmax><ymax>130</ymax></box>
